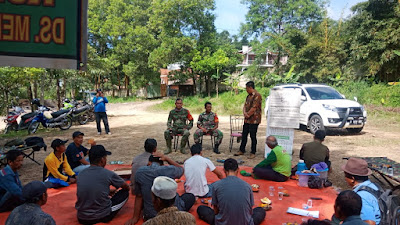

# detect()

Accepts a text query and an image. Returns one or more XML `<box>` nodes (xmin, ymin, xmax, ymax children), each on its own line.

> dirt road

<box><xmin>1</xmin><ymin>100</ymin><xmax>400</xmax><ymax>189</ymax></box>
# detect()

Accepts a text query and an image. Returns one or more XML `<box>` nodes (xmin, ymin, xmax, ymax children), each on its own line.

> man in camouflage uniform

<box><xmin>194</xmin><ymin>102</ymin><xmax>223</xmax><ymax>154</ymax></box>
<box><xmin>164</xmin><ymin>98</ymin><xmax>193</xmax><ymax>154</ymax></box>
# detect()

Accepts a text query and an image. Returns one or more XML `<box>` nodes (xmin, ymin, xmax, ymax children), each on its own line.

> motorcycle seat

<box><xmin>21</xmin><ymin>112</ymin><xmax>36</xmax><ymax>121</ymax></box>
<box><xmin>74</xmin><ymin>105</ymin><xmax>89</xmax><ymax>114</ymax></box>
<box><xmin>51</xmin><ymin>109</ymin><xmax>70</xmax><ymax>118</ymax></box>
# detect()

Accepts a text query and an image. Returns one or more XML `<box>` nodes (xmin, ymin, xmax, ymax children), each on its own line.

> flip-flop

<box><xmin>240</xmin><ymin>170</ymin><xmax>251</xmax><ymax>177</ymax></box>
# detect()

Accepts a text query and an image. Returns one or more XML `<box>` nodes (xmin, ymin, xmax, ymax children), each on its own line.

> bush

<box><xmin>107</xmin><ymin>96</ymin><xmax>137</xmax><ymax>103</ymax></box>
<box><xmin>336</xmin><ymin>82</ymin><xmax>400</xmax><ymax>107</ymax></box>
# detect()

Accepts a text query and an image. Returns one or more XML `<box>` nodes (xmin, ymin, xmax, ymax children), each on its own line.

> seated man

<box><xmin>197</xmin><ymin>158</ymin><xmax>266</xmax><ymax>225</ymax></box>
<box><xmin>338</xmin><ymin>158</ymin><xmax>381</xmax><ymax>225</ymax></box>
<box><xmin>194</xmin><ymin>102</ymin><xmax>223</xmax><ymax>154</ymax></box>
<box><xmin>130</xmin><ymin>138</ymin><xmax>158</xmax><ymax>194</ymax></box>
<box><xmin>0</xmin><ymin>150</ymin><xmax>23</xmax><ymax>212</ymax></box>
<box><xmin>66</xmin><ymin>131</ymin><xmax>93</xmax><ymax>174</ymax></box>
<box><xmin>143</xmin><ymin>176</ymin><xmax>196</xmax><ymax>225</ymax></box>
<box><xmin>300</xmin><ymin>130</ymin><xmax>330</xmax><ymax>170</ymax></box>
<box><xmin>252</xmin><ymin>136</ymin><xmax>291</xmax><ymax>182</ymax></box>
<box><xmin>164</xmin><ymin>98</ymin><xmax>193</xmax><ymax>154</ymax></box>
<box><xmin>43</xmin><ymin>139</ymin><xmax>76</xmax><ymax>188</ymax></box>
<box><xmin>76</xmin><ymin>145</ymin><xmax>130</xmax><ymax>224</ymax></box>
<box><xmin>6</xmin><ymin>180</ymin><xmax>56</xmax><ymax>225</ymax></box>
<box><xmin>332</xmin><ymin>190</ymin><xmax>368</xmax><ymax>225</ymax></box>
<box><xmin>126</xmin><ymin>154</ymin><xmax>195</xmax><ymax>224</ymax></box>
<box><xmin>184</xmin><ymin>144</ymin><xmax>223</xmax><ymax>197</ymax></box>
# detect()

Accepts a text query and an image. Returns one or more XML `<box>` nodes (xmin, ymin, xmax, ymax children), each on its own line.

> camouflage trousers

<box><xmin>194</xmin><ymin>129</ymin><xmax>223</xmax><ymax>145</ymax></box>
<box><xmin>164</xmin><ymin>128</ymin><xmax>190</xmax><ymax>149</ymax></box>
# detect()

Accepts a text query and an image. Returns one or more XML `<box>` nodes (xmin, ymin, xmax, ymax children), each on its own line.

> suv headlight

<box><xmin>322</xmin><ymin>104</ymin><xmax>337</xmax><ymax>112</ymax></box>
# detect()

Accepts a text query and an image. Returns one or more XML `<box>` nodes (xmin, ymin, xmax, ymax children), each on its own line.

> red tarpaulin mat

<box><xmin>0</xmin><ymin>165</ymin><xmax>337</xmax><ymax>225</ymax></box>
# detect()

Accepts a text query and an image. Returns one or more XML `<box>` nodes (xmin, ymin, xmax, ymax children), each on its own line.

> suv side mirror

<box><xmin>354</xmin><ymin>96</ymin><xmax>358</xmax><ymax>102</ymax></box>
<box><xmin>300</xmin><ymin>96</ymin><xmax>307</xmax><ymax>101</ymax></box>
<box><xmin>341</xmin><ymin>94</ymin><xmax>346</xmax><ymax>99</ymax></box>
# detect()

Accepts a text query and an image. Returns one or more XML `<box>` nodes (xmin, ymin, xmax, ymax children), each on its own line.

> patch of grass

<box><xmin>0</xmin><ymin>127</ymin><xmax>64</xmax><ymax>140</ymax></box>
<box><xmin>151</xmin><ymin>88</ymin><xmax>269</xmax><ymax>115</ymax></box>
<box><xmin>107</xmin><ymin>96</ymin><xmax>138</xmax><ymax>103</ymax></box>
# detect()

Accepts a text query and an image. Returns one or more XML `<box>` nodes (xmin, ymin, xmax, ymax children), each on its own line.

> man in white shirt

<box><xmin>184</xmin><ymin>144</ymin><xmax>223</xmax><ymax>197</ymax></box>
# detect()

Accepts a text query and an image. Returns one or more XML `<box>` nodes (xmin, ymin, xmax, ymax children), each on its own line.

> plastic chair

<box><xmin>229</xmin><ymin>115</ymin><xmax>244</xmax><ymax>152</ymax></box>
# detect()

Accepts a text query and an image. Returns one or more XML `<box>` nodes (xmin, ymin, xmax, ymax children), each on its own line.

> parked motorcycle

<box><xmin>62</xmin><ymin>99</ymin><xmax>90</xmax><ymax>125</ymax></box>
<box><xmin>28</xmin><ymin>99</ymin><xmax>73</xmax><ymax>134</ymax></box>
<box><xmin>3</xmin><ymin>106</ymin><xmax>37</xmax><ymax>134</ymax></box>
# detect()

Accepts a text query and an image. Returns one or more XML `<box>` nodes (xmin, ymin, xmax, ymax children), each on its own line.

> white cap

<box><xmin>299</xmin><ymin>160</ymin><xmax>304</xmax><ymax>163</ymax></box>
<box><xmin>151</xmin><ymin>176</ymin><xmax>177</xmax><ymax>200</ymax></box>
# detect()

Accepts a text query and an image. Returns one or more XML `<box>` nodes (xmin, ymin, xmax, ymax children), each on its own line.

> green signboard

<box><xmin>0</xmin><ymin>0</ymin><xmax>87</xmax><ymax>70</ymax></box>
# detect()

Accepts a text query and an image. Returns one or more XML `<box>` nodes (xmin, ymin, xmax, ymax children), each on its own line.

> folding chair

<box><xmin>173</xmin><ymin>134</ymin><xmax>190</xmax><ymax>151</ymax></box>
<box><xmin>199</xmin><ymin>133</ymin><xmax>216</xmax><ymax>149</ymax></box>
<box><xmin>229</xmin><ymin>115</ymin><xmax>244</xmax><ymax>152</ymax></box>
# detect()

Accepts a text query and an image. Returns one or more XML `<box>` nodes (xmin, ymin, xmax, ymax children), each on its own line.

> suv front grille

<box><xmin>337</xmin><ymin>107</ymin><xmax>363</xmax><ymax>118</ymax></box>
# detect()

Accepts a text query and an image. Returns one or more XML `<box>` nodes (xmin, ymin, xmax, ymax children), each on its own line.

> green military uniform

<box><xmin>194</xmin><ymin>112</ymin><xmax>223</xmax><ymax>146</ymax></box>
<box><xmin>164</xmin><ymin>108</ymin><xmax>193</xmax><ymax>154</ymax></box>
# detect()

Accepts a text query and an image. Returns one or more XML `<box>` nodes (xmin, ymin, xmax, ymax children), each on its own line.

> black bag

<box><xmin>308</xmin><ymin>175</ymin><xmax>323</xmax><ymax>189</ymax></box>
<box><xmin>25</xmin><ymin>137</ymin><xmax>47</xmax><ymax>151</ymax></box>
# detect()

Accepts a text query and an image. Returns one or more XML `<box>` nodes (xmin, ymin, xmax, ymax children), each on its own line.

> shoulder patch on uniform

<box><xmin>0</xmin><ymin>169</ymin><xmax>7</xmax><ymax>176</ymax></box>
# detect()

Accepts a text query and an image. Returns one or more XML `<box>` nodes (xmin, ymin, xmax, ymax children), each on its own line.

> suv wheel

<box><xmin>309</xmin><ymin>115</ymin><xmax>325</xmax><ymax>134</ymax></box>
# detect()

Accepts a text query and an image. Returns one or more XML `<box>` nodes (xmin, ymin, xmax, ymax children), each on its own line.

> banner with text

<box><xmin>0</xmin><ymin>0</ymin><xmax>88</xmax><ymax>70</ymax></box>
<box><xmin>265</xmin><ymin>87</ymin><xmax>301</xmax><ymax>157</ymax></box>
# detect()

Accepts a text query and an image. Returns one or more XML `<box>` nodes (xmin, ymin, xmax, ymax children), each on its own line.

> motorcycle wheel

<box><xmin>59</xmin><ymin>117</ymin><xmax>72</xmax><ymax>130</ymax></box>
<box><xmin>78</xmin><ymin>112</ymin><xmax>89</xmax><ymax>125</ymax></box>
<box><xmin>88</xmin><ymin>110</ymin><xmax>95</xmax><ymax>122</ymax></box>
<box><xmin>28</xmin><ymin>121</ymin><xmax>40</xmax><ymax>134</ymax></box>
<box><xmin>4</xmin><ymin>124</ymin><xmax>17</xmax><ymax>134</ymax></box>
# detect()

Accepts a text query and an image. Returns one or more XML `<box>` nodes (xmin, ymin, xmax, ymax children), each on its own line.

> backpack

<box><xmin>25</xmin><ymin>137</ymin><xmax>47</xmax><ymax>152</ymax></box>
<box><xmin>357</xmin><ymin>184</ymin><xmax>400</xmax><ymax>225</ymax></box>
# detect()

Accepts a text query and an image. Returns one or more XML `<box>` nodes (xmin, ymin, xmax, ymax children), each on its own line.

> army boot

<box><xmin>180</xmin><ymin>141</ymin><xmax>187</xmax><ymax>154</ymax></box>
<box><xmin>213</xmin><ymin>144</ymin><xmax>221</xmax><ymax>154</ymax></box>
<box><xmin>165</xmin><ymin>139</ymin><xmax>172</xmax><ymax>154</ymax></box>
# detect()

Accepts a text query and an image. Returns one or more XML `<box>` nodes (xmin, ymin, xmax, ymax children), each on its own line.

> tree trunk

<box><xmin>216</xmin><ymin>68</ymin><xmax>219</xmax><ymax>98</ymax></box>
<box><xmin>33</xmin><ymin>80</ymin><xmax>38</xmax><ymax>99</ymax></box>
<box><xmin>207</xmin><ymin>74</ymin><xmax>210</xmax><ymax>97</ymax></box>
<box><xmin>4</xmin><ymin>90</ymin><xmax>9</xmax><ymax>115</ymax></box>
<box><xmin>40</xmin><ymin>72</ymin><xmax>45</xmax><ymax>105</ymax></box>
<box><xmin>125</xmin><ymin>75</ymin><xmax>129</xmax><ymax>97</ymax></box>
<box><xmin>56</xmin><ymin>78</ymin><xmax>61</xmax><ymax>109</ymax></box>
<box><xmin>62</xmin><ymin>77</ymin><xmax>67</xmax><ymax>100</ymax></box>
<box><xmin>117</xmin><ymin>68</ymin><xmax>121</xmax><ymax>97</ymax></box>
<box><xmin>27</xmin><ymin>80</ymin><xmax>34</xmax><ymax>111</ymax></box>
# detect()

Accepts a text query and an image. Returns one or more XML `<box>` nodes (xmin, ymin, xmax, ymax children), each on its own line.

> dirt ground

<box><xmin>1</xmin><ymin>100</ymin><xmax>400</xmax><ymax>190</ymax></box>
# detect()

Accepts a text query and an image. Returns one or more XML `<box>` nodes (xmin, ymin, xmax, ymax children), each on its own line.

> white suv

<box><xmin>265</xmin><ymin>84</ymin><xmax>367</xmax><ymax>134</ymax></box>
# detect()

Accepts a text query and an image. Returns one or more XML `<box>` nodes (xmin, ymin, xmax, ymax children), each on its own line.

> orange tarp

<box><xmin>0</xmin><ymin>165</ymin><xmax>337</xmax><ymax>225</ymax></box>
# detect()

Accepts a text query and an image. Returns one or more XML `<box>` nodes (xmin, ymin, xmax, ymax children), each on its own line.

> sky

<box><xmin>214</xmin><ymin>0</ymin><xmax>366</xmax><ymax>35</ymax></box>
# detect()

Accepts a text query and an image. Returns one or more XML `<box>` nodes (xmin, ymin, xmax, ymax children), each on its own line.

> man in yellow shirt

<box><xmin>43</xmin><ymin>139</ymin><xmax>76</xmax><ymax>188</ymax></box>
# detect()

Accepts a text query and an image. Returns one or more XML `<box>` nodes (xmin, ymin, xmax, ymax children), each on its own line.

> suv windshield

<box><xmin>305</xmin><ymin>87</ymin><xmax>344</xmax><ymax>100</ymax></box>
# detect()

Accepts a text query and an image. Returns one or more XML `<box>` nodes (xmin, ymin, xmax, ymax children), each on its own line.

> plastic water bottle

<box><xmin>297</xmin><ymin>160</ymin><xmax>307</xmax><ymax>172</ymax></box>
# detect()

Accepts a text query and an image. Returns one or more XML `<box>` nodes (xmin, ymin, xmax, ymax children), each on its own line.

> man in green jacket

<box><xmin>252</xmin><ymin>136</ymin><xmax>291</xmax><ymax>182</ymax></box>
<box><xmin>164</xmin><ymin>98</ymin><xmax>194</xmax><ymax>154</ymax></box>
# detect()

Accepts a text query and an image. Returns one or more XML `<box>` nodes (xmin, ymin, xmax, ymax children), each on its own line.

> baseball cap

<box><xmin>72</xmin><ymin>131</ymin><xmax>84</xmax><ymax>138</ymax></box>
<box><xmin>51</xmin><ymin>139</ymin><xmax>68</xmax><ymax>149</ymax></box>
<box><xmin>151</xmin><ymin>176</ymin><xmax>177</xmax><ymax>200</ymax></box>
<box><xmin>22</xmin><ymin>180</ymin><xmax>47</xmax><ymax>201</ymax></box>
<box><xmin>341</xmin><ymin>158</ymin><xmax>372</xmax><ymax>176</ymax></box>
<box><xmin>89</xmin><ymin>145</ymin><xmax>111</xmax><ymax>162</ymax></box>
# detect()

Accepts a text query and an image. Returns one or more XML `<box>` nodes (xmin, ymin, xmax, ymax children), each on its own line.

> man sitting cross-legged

<box><xmin>130</xmin><ymin>138</ymin><xmax>158</xmax><ymax>194</ymax></box>
<box><xmin>76</xmin><ymin>145</ymin><xmax>130</xmax><ymax>224</ymax></box>
<box><xmin>65</xmin><ymin>131</ymin><xmax>95</xmax><ymax>174</ymax></box>
<box><xmin>252</xmin><ymin>136</ymin><xmax>291</xmax><ymax>182</ymax></box>
<box><xmin>43</xmin><ymin>139</ymin><xmax>76</xmax><ymax>188</ymax></box>
<box><xmin>184</xmin><ymin>143</ymin><xmax>223</xmax><ymax>197</ymax></box>
<box><xmin>194</xmin><ymin>102</ymin><xmax>223</xmax><ymax>154</ymax></box>
<box><xmin>142</xmin><ymin>176</ymin><xmax>196</xmax><ymax>225</ymax></box>
<box><xmin>197</xmin><ymin>158</ymin><xmax>266</xmax><ymax>225</ymax></box>
<box><xmin>0</xmin><ymin>150</ymin><xmax>24</xmax><ymax>212</ymax></box>
<box><xmin>125</xmin><ymin>154</ymin><xmax>195</xmax><ymax>225</ymax></box>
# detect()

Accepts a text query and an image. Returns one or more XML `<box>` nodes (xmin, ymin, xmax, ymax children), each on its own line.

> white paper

<box><xmin>286</xmin><ymin>207</ymin><xmax>319</xmax><ymax>218</ymax></box>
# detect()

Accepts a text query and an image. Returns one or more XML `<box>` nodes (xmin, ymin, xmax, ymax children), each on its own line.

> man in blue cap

<box><xmin>6</xmin><ymin>180</ymin><xmax>56</xmax><ymax>225</ymax></box>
